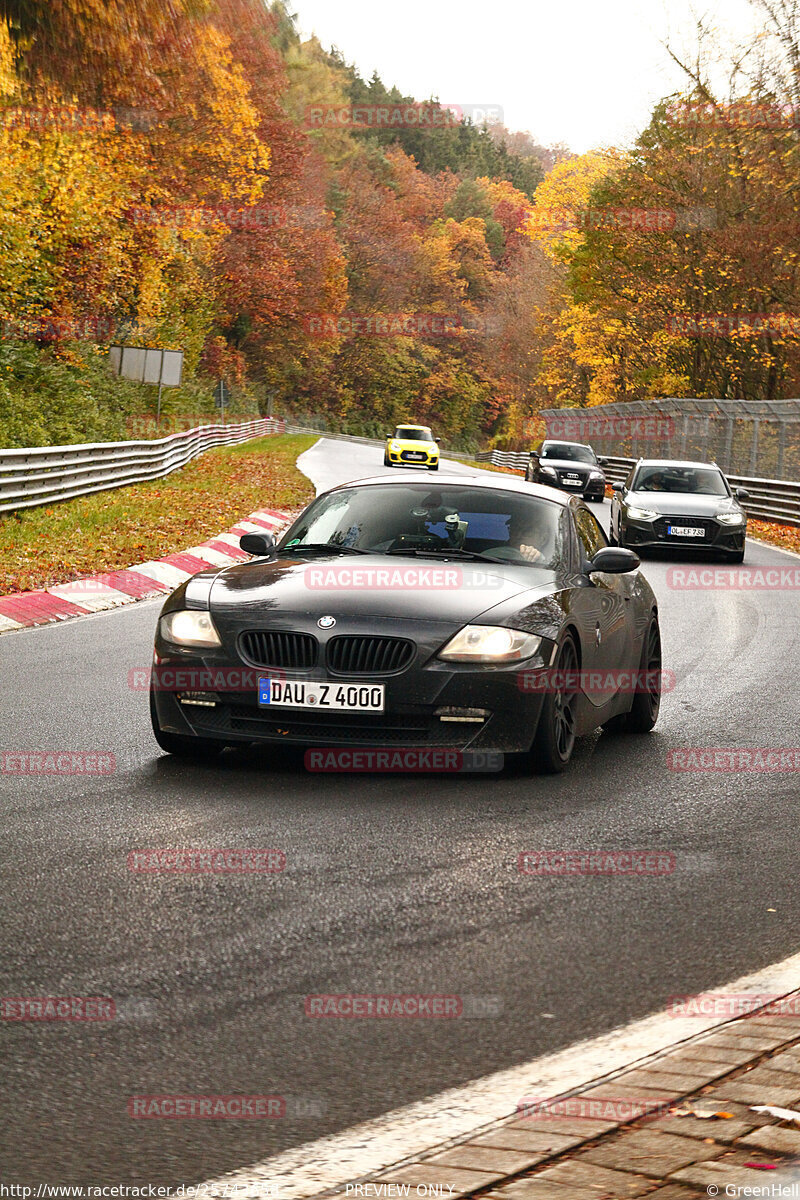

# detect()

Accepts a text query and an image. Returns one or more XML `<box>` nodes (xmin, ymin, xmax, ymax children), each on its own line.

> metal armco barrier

<box><xmin>475</xmin><ymin>449</ymin><xmax>800</xmax><ymax>527</ymax></box>
<box><xmin>0</xmin><ymin>418</ymin><xmax>286</xmax><ymax>513</ymax></box>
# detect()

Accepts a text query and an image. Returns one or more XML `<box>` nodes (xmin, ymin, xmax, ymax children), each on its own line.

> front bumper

<box><xmin>151</xmin><ymin>639</ymin><xmax>549</xmax><ymax>754</ymax></box>
<box><xmin>539</xmin><ymin>473</ymin><xmax>605</xmax><ymax>500</ymax></box>
<box><xmin>622</xmin><ymin>515</ymin><xmax>746</xmax><ymax>554</ymax></box>
<box><xmin>388</xmin><ymin>447</ymin><xmax>438</xmax><ymax>467</ymax></box>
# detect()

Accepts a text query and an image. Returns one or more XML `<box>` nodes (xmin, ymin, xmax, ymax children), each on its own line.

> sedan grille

<box><xmin>240</xmin><ymin>630</ymin><xmax>317</xmax><ymax>670</ymax></box>
<box><xmin>653</xmin><ymin>516</ymin><xmax>715</xmax><ymax>543</ymax></box>
<box><xmin>327</xmin><ymin>635</ymin><xmax>415</xmax><ymax>676</ymax></box>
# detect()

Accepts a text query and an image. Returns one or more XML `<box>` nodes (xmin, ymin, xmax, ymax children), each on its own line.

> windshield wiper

<box><xmin>281</xmin><ymin>543</ymin><xmax>370</xmax><ymax>556</ymax></box>
<box><xmin>386</xmin><ymin>546</ymin><xmax>507</xmax><ymax>564</ymax></box>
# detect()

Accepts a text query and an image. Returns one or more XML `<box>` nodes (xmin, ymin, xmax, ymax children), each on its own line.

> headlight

<box><xmin>390</xmin><ymin>440</ymin><xmax>401</xmax><ymax>451</ymax></box>
<box><xmin>439</xmin><ymin>625</ymin><xmax>542</xmax><ymax>663</ymax></box>
<box><xmin>160</xmin><ymin>610</ymin><xmax>222</xmax><ymax>648</ymax></box>
<box><xmin>627</xmin><ymin>505</ymin><xmax>659</xmax><ymax>521</ymax></box>
<box><xmin>716</xmin><ymin>511</ymin><xmax>745</xmax><ymax>525</ymax></box>
<box><xmin>589</xmin><ymin>470</ymin><xmax>604</xmax><ymax>479</ymax></box>
<box><xmin>540</xmin><ymin>465</ymin><xmax>557</xmax><ymax>477</ymax></box>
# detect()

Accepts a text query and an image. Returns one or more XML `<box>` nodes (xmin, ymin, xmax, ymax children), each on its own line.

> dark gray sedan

<box><xmin>150</xmin><ymin>473</ymin><xmax>662</xmax><ymax>773</ymax></box>
<box><xmin>610</xmin><ymin>459</ymin><xmax>748</xmax><ymax>562</ymax></box>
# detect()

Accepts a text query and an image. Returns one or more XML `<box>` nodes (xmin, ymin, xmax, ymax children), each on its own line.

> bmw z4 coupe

<box><xmin>150</xmin><ymin>473</ymin><xmax>662</xmax><ymax>773</ymax></box>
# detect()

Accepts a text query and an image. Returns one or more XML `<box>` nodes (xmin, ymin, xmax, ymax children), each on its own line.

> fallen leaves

<box><xmin>0</xmin><ymin>434</ymin><xmax>316</xmax><ymax>595</ymax></box>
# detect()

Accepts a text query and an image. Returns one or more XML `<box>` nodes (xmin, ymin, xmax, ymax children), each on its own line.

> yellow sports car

<box><xmin>384</xmin><ymin>424</ymin><xmax>440</xmax><ymax>471</ymax></box>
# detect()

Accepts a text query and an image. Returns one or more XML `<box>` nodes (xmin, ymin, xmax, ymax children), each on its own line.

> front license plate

<box><xmin>562</xmin><ymin>478</ymin><xmax>582</xmax><ymax>487</ymax></box>
<box><xmin>667</xmin><ymin>525</ymin><xmax>705</xmax><ymax>538</ymax></box>
<box><xmin>406</xmin><ymin>453</ymin><xmax>425</xmax><ymax>460</ymax></box>
<box><xmin>258</xmin><ymin>678</ymin><xmax>385</xmax><ymax>712</ymax></box>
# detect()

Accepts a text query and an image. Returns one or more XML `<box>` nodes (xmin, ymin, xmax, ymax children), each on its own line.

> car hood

<box><xmin>540</xmin><ymin>458</ymin><xmax>601</xmax><ymax>473</ymax></box>
<box><xmin>627</xmin><ymin>490</ymin><xmax>740</xmax><ymax>517</ymax></box>
<box><xmin>206</xmin><ymin>552</ymin><xmax>560</xmax><ymax>625</ymax></box>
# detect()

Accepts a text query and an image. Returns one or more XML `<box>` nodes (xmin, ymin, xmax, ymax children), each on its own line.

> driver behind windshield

<box><xmin>640</xmin><ymin>470</ymin><xmax>666</xmax><ymax>491</ymax></box>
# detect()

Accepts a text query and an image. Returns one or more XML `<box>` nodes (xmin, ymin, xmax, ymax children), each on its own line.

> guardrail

<box><xmin>4</xmin><ymin>421</ymin><xmax>796</xmax><ymax>525</ymax></box>
<box><xmin>0</xmin><ymin>418</ymin><xmax>286</xmax><ymax>514</ymax></box>
<box><xmin>476</xmin><ymin>449</ymin><xmax>800</xmax><ymax>527</ymax></box>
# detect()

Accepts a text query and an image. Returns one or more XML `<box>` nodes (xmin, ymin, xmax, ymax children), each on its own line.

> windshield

<box><xmin>395</xmin><ymin>427</ymin><xmax>434</xmax><ymax>441</ymax></box>
<box><xmin>279</xmin><ymin>484</ymin><xmax>565</xmax><ymax>567</ymax></box>
<box><xmin>541</xmin><ymin>442</ymin><xmax>596</xmax><ymax>464</ymax></box>
<box><xmin>633</xmin><ymin>465</ymin><xmax>729</xmax><ymax>496</ymax></box>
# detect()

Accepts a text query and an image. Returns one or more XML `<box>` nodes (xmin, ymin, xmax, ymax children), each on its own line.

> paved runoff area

<box><xmin>202</xmin><ymin>990</ymin><xmax>800</xmax><ymax>1199</ymax></box>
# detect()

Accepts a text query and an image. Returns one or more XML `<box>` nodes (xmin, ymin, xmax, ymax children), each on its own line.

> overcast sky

<box><xmin>292</xmin><ymin>0</ymin><xmax>762</xmax><ymax>152</ymax></box>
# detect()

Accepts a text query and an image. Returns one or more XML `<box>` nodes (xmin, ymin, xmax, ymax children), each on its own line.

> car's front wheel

<box><xmin>383</xmin><ymin>453</ymin><xmax>392</xmax><ymax>467</ymax></box>
<box><xmin>531</xmin><ymin>634</ymin><xmax>578</xmax><ymax>773</ymax></box>
<box><xmin>150</xmin><ymin>693</ymin><xmax>225</xmax><ymax>759</ymax></box>
<box><xmin>604</xmin><ymin>614</ymin><xmax>661</xmax><ymax>735</ymax></box>
<box><xmin>725</xmin><ymin>548</ymin><xmax>745</xmax><ymax>563</ymax></box>
<box><xmin>428</xmin><ymin>462</ymin><xmax>439</xmax><ymax>471</ymax></box>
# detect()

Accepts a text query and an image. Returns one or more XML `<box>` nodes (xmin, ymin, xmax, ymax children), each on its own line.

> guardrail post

<box><xmin>777</xmin><ymin>420</ymin><xmax>787</xmax><ymax>479</ymax></box>
<box><xmin>750</xmin><ymin>419</ymin><xmax>760</xmax><ymax>476</ymax></box>
<box><xmin>723</xmin><ymin>418</ymin><xmax>734</xmax><ymax>473</ymax></box>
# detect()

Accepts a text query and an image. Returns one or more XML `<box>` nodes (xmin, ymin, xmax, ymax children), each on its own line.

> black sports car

<box><xmin>525</xmin><ymin>440</ymin><xmax>608</xmax><ymax>502</ymax></box>
<box><xmin>150</xmin><ymin>473</ymin><xmax>662</xmax><ymax>773</ymax></box>
<box><xmin>610</xmin><ymin>459</ymin><xmax>748</xmax><ymax>562</ymax></box>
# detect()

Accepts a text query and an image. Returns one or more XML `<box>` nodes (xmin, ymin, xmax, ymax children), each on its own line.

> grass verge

<box><xmin>0</xmin><ymin>433</ymin><xmax>318</xmax><ymax>595</ymax></box>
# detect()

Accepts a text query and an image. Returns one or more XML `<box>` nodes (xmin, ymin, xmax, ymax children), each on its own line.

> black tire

<box><xmin>725</xmin><ymin>548</ymin><xmax>745</xmax><ymax>563</ymax></box>
<box><xmin>150</xmin><ymin>692</ymin><xmax>224</xmax><ymax>759</ymax></box>
<box><xmin>530</xmin><ymin>634</ymin><xmax>579</xmax><ymax>773</ymax></box>
<box><xmin>383</xmin><ymin>453</ymin><xmax>391</xmax><ymax>467</ymax></box>
<box><xmin>608</xmin><ymin>522</ymin><xmax>619</xmax><ymax>547</ymax></box>
<box><xmin>604</xmin><ymin>614</ymin><xmax>661</xmax><ymax>735</ymax></box>
<box><xmin>428</xmin><ymin>463</ymin><xmax>439</xmax><ymax>471</ymax></box>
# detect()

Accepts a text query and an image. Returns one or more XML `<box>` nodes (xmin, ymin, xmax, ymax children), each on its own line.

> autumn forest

<box><xmin>1</xmin><ymin>0</ymin><xmax>800</xmax><ymax>451</ymax></box>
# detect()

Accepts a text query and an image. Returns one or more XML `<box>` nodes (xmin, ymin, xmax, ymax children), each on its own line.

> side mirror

<box><xmin>735</xmin><ymin>487</ymin><xmax>749</xmax><ymax>501</ymax></box>
<box><xmin>240</xmin><ymin>532</ymin><xmax>276</xmax><ymax>557</ymax></box>
<box><xmin>435</xmin><ymin>438</ymin><xmax>441</xmax><ymax>444</ymax></box>
<box><xmin>612</xmin><ymin>482</ymin><xmax>624</xmax><ymax>492</ymax></box>
<box><xmin>529</xmin><ymin>451</ymin><xmax>540</xmax><ymax>462</ymax></box>
<box><xmin>584</xmin><ymin>546</ymin><xmax>640</xmax><ymax>575</ymax></box>
<box><xmin>598</xmin><ymin>456</ymin><xmax>609</xmax><ymax>467</ymax></box>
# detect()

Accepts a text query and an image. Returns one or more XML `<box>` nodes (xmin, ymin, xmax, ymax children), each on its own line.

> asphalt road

<box><xmin>1</xmin><ymin>439</ymin><xmax>799</xmax><ymax>1187</ymax></box>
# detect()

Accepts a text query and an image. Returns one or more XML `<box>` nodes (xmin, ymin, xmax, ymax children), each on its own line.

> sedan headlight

<box><xmin>627</xmin><ymin>504</ymin><xmax>659</xmax><ymax>521</ymax></box>
<box><xmin>439</xmin><ymin>625</ymin><xmax>541</xmax><ymax>663</ymax></box>
<box><xmin>716</xmin><ymin>511</ymin><xmax>745</xmax><ymax>525</ymax></box>
<box><xmin>160</xmin><ymin>610</ymin><xmax>222</xmax><ymax>648</ymax></box>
